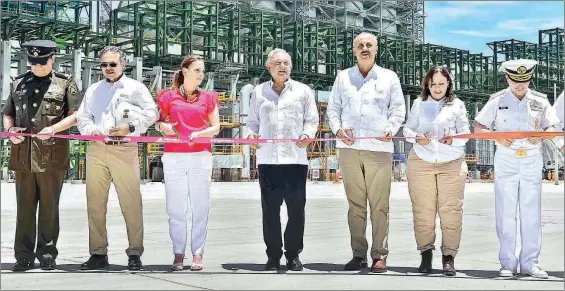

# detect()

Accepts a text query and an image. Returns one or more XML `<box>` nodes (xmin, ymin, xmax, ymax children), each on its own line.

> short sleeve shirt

<box><xmin>157</xmin><ymin>88</ymin><xmax>218</xmax><ymax>153</ymax></box>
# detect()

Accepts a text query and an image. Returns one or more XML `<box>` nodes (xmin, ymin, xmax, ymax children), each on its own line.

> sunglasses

<box><xmin>100</xmin><ymin>62</ymin><xmax>118</xmax><ymax>68</ymax></box>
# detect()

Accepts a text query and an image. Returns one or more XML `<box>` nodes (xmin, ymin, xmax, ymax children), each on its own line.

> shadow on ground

<box><xmin>1</xmin><ymin>262</ymin><xmax>563</xmax><ymax>282</ymax></box>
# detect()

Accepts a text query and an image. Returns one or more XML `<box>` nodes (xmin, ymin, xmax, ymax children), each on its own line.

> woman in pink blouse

<box><xmin>155</xmin><ymin>55</ymin><xmax>220</xmax><ymax>271</ymax></box>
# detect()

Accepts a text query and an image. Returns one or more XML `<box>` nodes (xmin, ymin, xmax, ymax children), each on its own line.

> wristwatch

<box><xmin>128</xmin><ymin>122</ymin><xmax>135</xmax><ymax>133</ymax></box>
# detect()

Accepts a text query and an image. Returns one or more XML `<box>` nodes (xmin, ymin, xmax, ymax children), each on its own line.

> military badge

<box><xmin>123</xmin><ymin>109</ymin><xmax>130</xmax><ymax>119</ymax></box>
<box><xmin>516</xmin><ymin>66</ymin><xmax>527</xmax><ymax>74</ymax></box>
<box><xmin>530</xmin><ymin>100</ymin><xmax>543</xmax><ymax>112</ymax></box>
<box><xmin>69</xmin><ymin>82</ymin><xmax>78</xmax><ymax>94</ymax></box>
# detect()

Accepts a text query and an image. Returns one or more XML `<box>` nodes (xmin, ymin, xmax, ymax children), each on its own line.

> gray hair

<box><xmin>99</xmin><ymin>46</ymin><xmax>126</xmax><ymax>62</ymax></box>
<box><xmin>353</xmin><ymin>32</ymin><xmax>378</xmax><ymax>46</ymax></box>
<box><xmin>266</xmin><ymin>48</ymin><xmax>291</xmax><ymax>65</ymax></box>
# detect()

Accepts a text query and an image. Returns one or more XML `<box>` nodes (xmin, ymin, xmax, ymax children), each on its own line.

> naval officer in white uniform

<box><xmin>474</xmin><ymin>59</ymin><xmax>559</xmax><ymax>279</ymax></box>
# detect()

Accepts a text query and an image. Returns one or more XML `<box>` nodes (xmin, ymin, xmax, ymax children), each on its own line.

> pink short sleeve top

<box><xmin>157</xmin><ymin>88</ymin><xmax>218</xmax><ymax>153</ymax></box>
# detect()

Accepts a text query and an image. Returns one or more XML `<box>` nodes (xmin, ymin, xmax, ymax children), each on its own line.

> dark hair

<box><xmin>172</xmin><ymin>55</ymin><xmax>204</xmax><ymax>89</ymax></box>
<box><xmin>420</xmin><ymin>66</ymin><xmax>455</xmax><ymax>104</ymax></box>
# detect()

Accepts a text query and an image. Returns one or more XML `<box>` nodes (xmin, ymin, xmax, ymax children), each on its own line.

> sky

<box><xmin>424</xmin><ymin>1</ymin><xmax>565</xmax><ymax>56</ymax></box>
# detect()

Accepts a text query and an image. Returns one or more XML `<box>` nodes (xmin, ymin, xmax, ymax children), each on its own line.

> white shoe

<box><xmin>499</xmin><ymin>267</ymin><xmax>516</xmax><ymax>277</ymax></box>
<box><xmin>522</xmin><ymin>265</ymin><xmax>548</xmax><ymax>279</ymax></box>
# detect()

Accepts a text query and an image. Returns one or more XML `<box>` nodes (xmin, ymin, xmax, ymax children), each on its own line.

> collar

<box><xmin>426</xmin><ymin>95</ymin><xmax>446</xmax><ymax>103</ymax></box>
<box><xmin>355</xmin><ymin>63</ymin><xmax>378</xmax><ymax>80</ymax></box>
<box><xmin>105</xmin><ymin>73</ymin><xmax>125</xmax><ymax>85</ymax></box>
<box><xmin>32</xmin><ymin>71</ymin><xmax>53</xmax><ymax>81</ymax></box>
<box><xmin>505</xmin><ymin>88</ymin><xmax>529</xmax><ymax>102</ymax></box>
<box><xmin>269</xmin><ymin>78</ymin><xmax>292</xmax><ymax>90</ymax></box>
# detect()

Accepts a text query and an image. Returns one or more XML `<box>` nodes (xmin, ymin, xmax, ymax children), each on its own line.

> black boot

<box><xmin>442</xmin><ymin>255</ymin><xmax>456</xmax><ymax>276</ymax></box>
<box><xmin>12</xmin><ymin>258</ymin><xmax>34</xmax><ymax>272</ymax></box>
<box><xmin>418</xmin><ymin>249</ymin><xmax>433</xmax><ymax>273</ymax></box>
<box><xmin>265</xmin><ymin>258</ymin><xmax>280</xmax><ymax>270</ymax></box>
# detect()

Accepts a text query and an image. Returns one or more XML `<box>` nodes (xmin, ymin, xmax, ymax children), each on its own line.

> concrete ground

<box><xmin>1</xmin><ymin>181</ymin><xmax>563</xmax><ymax>290</ymax></box>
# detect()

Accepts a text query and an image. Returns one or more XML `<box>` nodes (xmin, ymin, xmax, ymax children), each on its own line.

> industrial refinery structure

<box><xmin>0</xmin><ymin>1</ymin><xmax>563</xmax><ymax>182</ymax></box>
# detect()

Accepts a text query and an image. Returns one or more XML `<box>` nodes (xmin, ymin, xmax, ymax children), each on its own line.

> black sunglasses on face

<box><xmin>100</xmin><ymin>62</ymin><xmax>118</xmax><ymax>68</ymax></box>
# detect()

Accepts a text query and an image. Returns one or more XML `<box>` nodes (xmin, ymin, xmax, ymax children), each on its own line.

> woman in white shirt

<box><xmin>403</xmin><ymin>66</ymin><xmax>471</xmax><ymax>276</ymax></box>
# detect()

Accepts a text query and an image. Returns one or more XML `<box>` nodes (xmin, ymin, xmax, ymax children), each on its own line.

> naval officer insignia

<box><xmin>529</xmin><ymin>99</ymin><xmax>543</xmax><ymax>112</ymax></box>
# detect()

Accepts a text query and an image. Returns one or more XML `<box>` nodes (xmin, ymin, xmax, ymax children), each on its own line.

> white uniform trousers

<box><xmin>494</xmin><ymin>147</ymin><xmax>543</xmax><ymax>272</ymax></box>
<box><xmin>162</xmin><ymin>151</ymin><xmax>213</xmax><ymax>256</ymax></box>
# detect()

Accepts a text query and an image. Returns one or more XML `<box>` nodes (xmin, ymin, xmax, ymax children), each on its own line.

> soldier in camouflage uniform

<box><xmin>1</xmin><ymin>40</ymin><xmax>83</xmax><ymax>271</ymax></box>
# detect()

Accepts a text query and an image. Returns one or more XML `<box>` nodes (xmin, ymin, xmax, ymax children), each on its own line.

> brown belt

<box><xmin>104</xmin><ymin>140</ymin><xmax>128</xmax><ymax>145</ymax></box>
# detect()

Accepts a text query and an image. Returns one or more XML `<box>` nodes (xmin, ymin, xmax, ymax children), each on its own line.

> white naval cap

<box><xmin>498</xmin><ymin>59</ymin><xmax>537</xmax><ymax>83</ymax></box>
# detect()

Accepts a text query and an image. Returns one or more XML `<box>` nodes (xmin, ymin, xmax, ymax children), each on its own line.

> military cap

<box><xmin>498</xmin><ymin>59</ymin><xmax>537</xmax><ymax>83</ymax></box>
<box><xmin>21</xmin><ymin>40</ymin><xmax>57</xmax><ymax>65</ymax></box>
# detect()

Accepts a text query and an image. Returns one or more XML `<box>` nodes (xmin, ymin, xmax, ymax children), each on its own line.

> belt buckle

<box><xmin>105</xmin><ymin>137</ymin><xmax>125</xmax><ymax>145</ymax></box>
<box><xmin>516</xmin><ymin>148</ymin><xmax>527</xmax><ymax>157</ymax></box>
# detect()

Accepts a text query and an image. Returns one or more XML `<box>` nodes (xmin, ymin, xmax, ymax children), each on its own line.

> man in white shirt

<box><xmin>76</xmin><ymin>46</ymin><xmax>158</xmax><ymax>271</ymax></box>
<box><xmin>247</xmin><ymin>48</ymin><xmax>319</xmax><ymax>271</ymax></box>
<box><xmin>474</xmin><ymin>59</ymin><xmax>559</xmax><ymax>279</ymax></box>
<box><xmin>327</xmin><ymin>32</ymin><xmax>406</xmax><ymax>273</ymax></box>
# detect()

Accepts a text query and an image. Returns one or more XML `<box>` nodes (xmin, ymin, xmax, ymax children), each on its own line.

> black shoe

<box><xmin>128</xmin><ymin>255</ymin><xmax>142</xmax><ymax>271</ymax></box>
<box><xmin>265</xmin><ymin>258</ymin><xmax>280</xmax><ymax>270</ymax></box>
<box><xmin>442</xmin><ymin>255</ymin><xmax>456</xmax><ymax>276</ymax></box>
<box><xmin>418</xmin><ymin>249</ymin><xmax>433</xmax><ymax>273</ymax></box>
<box><xmin>286</xmin><ymin>256</ymin><xmax>303</xmax><ymax>271</ymax></box>
<box><xmin>344</xmin><ymin>257</ymin><xmax>367</xmax><ymax>271</ymax></box>
<box><xmin>39</xmin><ymin>255</ymin><xmax>57</xmax><ymax>270</ymax></box>
<box><xmin>81</xmin><ymin>254</ymin><xmax>109</xmax><ymax>270</ymax></box>
<box><xmin>12</xmin><ymin>259</ymin><xmax>34</xmax><ymax>272</ymax></box>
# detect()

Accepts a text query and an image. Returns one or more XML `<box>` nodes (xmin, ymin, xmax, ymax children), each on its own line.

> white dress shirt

<box><xmin>247</xmin><ymin>79</ymin><xmax>319</xmax><ymax>165</ymax></box>
<box><xmin>475</xmin><ymin>88</ymin><xmax>560</xmax><ymax>153</ymax></box>
<box><xmin>76</xmin><ymin>75</ymin><xmax>159</xmax><ymax>136</ymax></box>
<box><xmin>553</xmin><ymin>91</ymin><xmax>564</xmax><ymax>149</ymax></box>
<box><xmin>403</xmin><ymin>97</ymin><xmax>470</xmax><ymax>163</ymax></box>
<box><xmin>327</xmin><ymin>64</ymin><xmax>406</xmax><ymax>153</ymax></box>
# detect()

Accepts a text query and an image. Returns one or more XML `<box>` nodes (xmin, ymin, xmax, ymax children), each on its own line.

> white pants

<box><xmin>162</xmin><ymin>151</ymin><xmax>213</xmax><ymax>256</ymax></box>
<box><xmin>494</xmin><ymin>148</ymin><xmax>543</xmax><ymax>272</ymax></box>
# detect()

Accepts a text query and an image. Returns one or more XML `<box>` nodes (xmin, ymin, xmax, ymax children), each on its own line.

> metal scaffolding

<box><xmin>1</xmin><ymin>1</ymin><xmax>563</xmax><ymax>181</ymax></box>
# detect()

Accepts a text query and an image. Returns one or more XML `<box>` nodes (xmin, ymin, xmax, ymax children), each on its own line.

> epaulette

<box><xmin>488</xmin><ymin>89</ymin><xmax>506</xmax><ymax>100</ymax></box>
<box><xmin>530</xmin><ymin>89</ymin><xmax>547</xmax><ymax>99</ymax></box>
<box><xmin>10</xmin><ymin>71</ymin><xmax>31</xmax><ymax>82</ymax></box>
<box><xmin>54</xmin><ymin>72</ymin><xmax>73</xmax><ymax>80</ymax></box>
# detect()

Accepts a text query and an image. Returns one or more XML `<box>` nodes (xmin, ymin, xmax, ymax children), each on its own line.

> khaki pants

<box><xmin>85</xmin><ymin>141</ymin><xmax>144</xmax><ymax>256</ymax></box>
<box><xmin>338</xmin><ymin>148</ymin><xmax>392</xmax><ymax>260</ymax></box>
<box><xmin>406</xmin><ymin>149</ymin><xmax>466</xmax><ymax>257</ymax></box>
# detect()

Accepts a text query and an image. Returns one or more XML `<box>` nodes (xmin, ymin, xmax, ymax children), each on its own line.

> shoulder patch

<box><xmin>68</xmin><ymin>81</ymin><xmax>79</xmax><ymax>94</ymax></box>
<box><xmin>489</xmin><ymin>89</ymin><xmax>506</xmax><ymax>100</ymax></box>
<box><xmin>530</xmin><ymin>89</ymin><xmax>547</xmax><ymax>99</ymax></box>
<box><xmin>54</xmin><ymin>72</ymin><xmax>72</xmax><ymax>80</ymax></box>
<box><xmin>11</xmin><ymin>71</ymin><xmax>31</xmax><ymax>81</ymax></box>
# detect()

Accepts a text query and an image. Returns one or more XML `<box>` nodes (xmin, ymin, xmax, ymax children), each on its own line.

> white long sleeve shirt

<box><xmin>403</xmin><ymin>97</ymin><xmax>470</xmax><ymax>163</ymax></box>
<box><xmin>553</xmin><ymin>91</ymin><xmax>564</xmax><ymax>149</ymax></box>
<box><xmin>76</xmin><ymin>75</ymin><xmax>158</xmax><ymax>136</ymax></box>
<box><xmin>327</xmin><ymin>64</ymin><xmax>406</xmax><ymax>153</ymax></box>
<box><xmin>247</xmin><ymin>79</ymin><xmax>319</xmax><ymax>165</ymax></box>
<box><xmin>475</xmin><ymin>88</ymin><xmax>559</xmax><ymax>152</ymax></box>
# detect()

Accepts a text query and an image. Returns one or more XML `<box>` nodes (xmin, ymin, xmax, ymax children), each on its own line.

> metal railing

<box><xmin>213</xmin><ymin>144</ymin><xmax>243</xmax><ymax>155</ymax></box>
<box><xmin>220</xmin><ymin>115</ymin><xmax>240</xmax><ymax>125</ymax></box>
